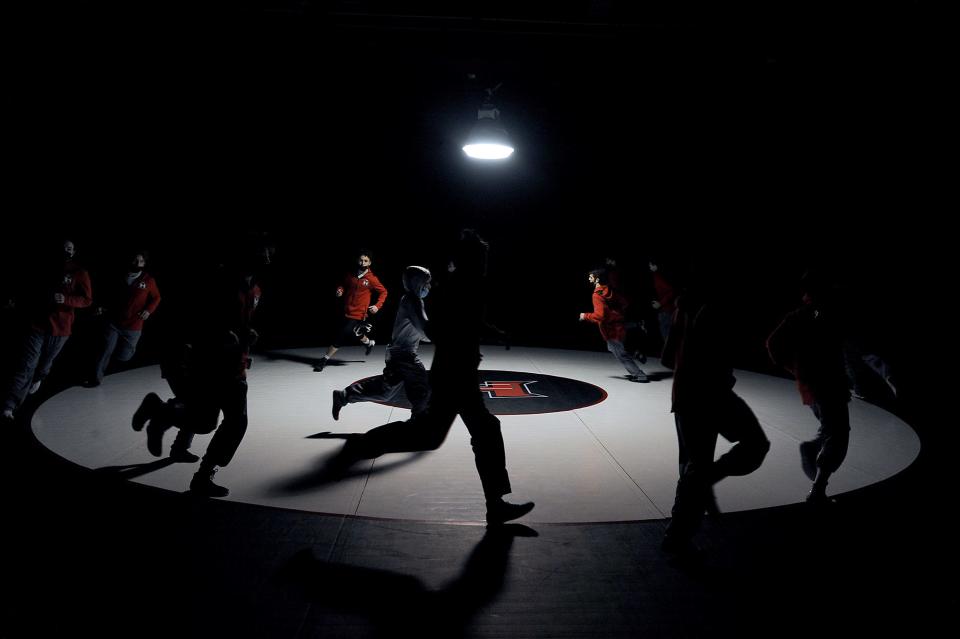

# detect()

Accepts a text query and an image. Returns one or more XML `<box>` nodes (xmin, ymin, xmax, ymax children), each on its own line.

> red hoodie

<box><xmin>336</xmin><ymin>270</ymin><xmax>388</xmax><ymax>320</ymax></box>
<box><xmin>583</xmin><ymin>284</ymin><xmax>627</xmax><ymax>342</ymax></box>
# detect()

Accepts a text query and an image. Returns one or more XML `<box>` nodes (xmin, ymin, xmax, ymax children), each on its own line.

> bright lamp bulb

<box><xmin>462</xmin><ymin>143</ymin><xmax>515</xmax><ymax>160</ymax></box>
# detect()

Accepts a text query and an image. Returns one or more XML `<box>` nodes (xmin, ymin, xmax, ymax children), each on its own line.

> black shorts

<box><xmin>332</xmin><ymin>318</ymin><xmax>371</xmax><ymax>347</ymax></box>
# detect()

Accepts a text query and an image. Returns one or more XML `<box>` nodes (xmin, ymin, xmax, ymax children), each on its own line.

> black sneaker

<box><xmin>146</xmin><ymin>418</ymin><xmax>170</xmax><ymax>457</ymax></box>
<box><xmin>332</xmin><ymin>389</ymin><xmax>347</xmax><ymax>421</ymax></box>
<box><xmin>170</xmin><ymin>448</ymin><xmax>200</xmax><ymax>463</ymax></box>
<box><xmin>82</xmin><ymin>378</ymin><xmax>102</xmax><ymax>388</ymax></box>
<box><xmin>805</xmin><ymin>485</ymin><xmax>830</xmax><ymax>504</ymax></box>
<box><xmin>629</xmin><ymin>373</ymin><xmax>650</xmax><ymax>383</ymax></box>
<box><xmin>190</xmin><ymin>467</ymin><xmax>230</xmax><ymax>498</ymax></box>
<box><xmin>132</xmin><ymin>393</ymin><xmax>161</xmax><ymax>432</ymax></box>
<box><xmin>486</xmin><ymin>500</ymin><xmax>535</xmax><ymax>525</ymax></box>
<box><xmin>364</xmin><ymin>340</ymin><xmax>376</xmax><ymax>356</ymax></box>
<box><xmin>313</xmin><ymin>358</ymin><xmax>328</xmax><ymax>372</ymax></box>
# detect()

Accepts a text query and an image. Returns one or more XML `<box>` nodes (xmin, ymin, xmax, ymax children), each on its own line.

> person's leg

<box><xmin>191</xmin><ymin>379</ymin><xmax>249</xmax><ymax>497</ymax></box>
<box><xmin>399</xmin><ymin>359</ymin><xmax>431</xmax><ymax>417</ymax></box>
<box><xmin>91</xmin><ymin>323</ymin><xmax>120</xmax><ymax>384</ymax></box>
<box><xmin>712</xmin><ymin>393</ymin><xmax>770</xmax><ymax>482</ymax></box>
<box><xmin>3</xmin><ymin>331</ymin><xmax>45</xmax><ymax>414</ymax></box>
<box><xmin>333</xmin><ymin>368</ymin><xmax>401</xmax><ymax>420</ymax></box>
<box><xmin>31</xmin><ymin>334</ymin><xmax>69</xmax><ymax>392</ymax></box>
<box><xmin>607</xmin><ymin>339</ymin><xmax>646</xmax><ymax>380</ymax></box>
<box><xmin>663</xmin><ymin>409</ymin><xmax>718</xmax><ymax>552</ymax></box>
<box><xmin>807</xmin><ymin>398</ymin><xmax>851</xmax><ymax>501</ymax></box>
<box><xmin>112</xmin><ymin>328</ymin><xmax>142</xmax><ymax>363</ymax></box>
<box><xmin>316</xmin><ymin>319</ymin><xmax>355</xmax><ymax>370</ymax></box>
<box><xmin>455</xmin><ymin>376</ymin><xmax>533</xmax><ymax>523</ymax></box>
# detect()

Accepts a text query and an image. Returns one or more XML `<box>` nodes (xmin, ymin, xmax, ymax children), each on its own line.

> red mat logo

<box><xmin>479</xmin><ymin>381</ymin><xmax>547</xmax><ymax>399</ymax></box>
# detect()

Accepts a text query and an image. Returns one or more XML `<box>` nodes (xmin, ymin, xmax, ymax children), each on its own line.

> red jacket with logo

<box><xmin>336</xmin><ymin>270</ymin><xmax>388</xmax><ymax>320</ymax></box>
<box><xmin>111</xmin><ymin>272</ymin><xmax>161</xmax><ymax>331</ymax></box>
<box><xmin>32</xmin><ymin>260</ymin><xmax>93</xmax><ymax>336</ymax></box>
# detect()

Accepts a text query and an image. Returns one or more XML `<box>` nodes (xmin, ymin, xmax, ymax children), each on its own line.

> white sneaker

<box><xmin>28</xmin><ymin>380</ymin><xmax>42</xmax><ymax>395</ymax></box>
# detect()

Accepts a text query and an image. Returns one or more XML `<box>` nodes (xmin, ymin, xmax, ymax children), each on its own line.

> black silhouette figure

<box><xmin>661</xmin><ymin>268</ymin><xmax>770</xmax><ymax>556</ymax></box>
<box><xmin>767</xmin><ymin>269</ymin><xmax>851</xmax><ymax>503</ymax></box>
<box><xmin>131</xmin><ymin>237</ymin><xmax>275</xmax><ymax>496</ymax></box>
<box><xmin>330</xmin><ymin>230</ymin><xmax>534</xmax><ymax>525</ymax></box>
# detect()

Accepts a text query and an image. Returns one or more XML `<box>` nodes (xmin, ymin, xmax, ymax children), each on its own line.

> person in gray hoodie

<box><xmin>331</xmin><ymin>265</ymin><xmax>433</xmax><ymax>420</ymax></box>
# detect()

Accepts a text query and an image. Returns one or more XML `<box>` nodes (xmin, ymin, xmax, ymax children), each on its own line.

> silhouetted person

<box><xmin>333</xmin><ymin>230</ymin><xmax>534</xmax><ymax>524</ymax></box>
<box><xmin>315</xmin><ymin>249</ymin><xmax>387</xmax><ymax>371</ymax></box>
<box><xmin>332</xmin><ymin>265</ymin><xmax>432</xmax><ymax>420</ymax></box>
<box><xmin>648</xmin><ymin>257</ymin><xmax>678</xmax><ymax>348</ymax></box>
<box><xmin>767</xmin><ymin>270</ymin><xmax>851</xmax><ymax>503</ymax></box>
<box><xmin>2</xmin><ymin>238</ymin><xmax>92</xmax><ymax>420</ymax></box>
<box><xmin>660</xmin><ymin>270</ymin><xmax>770</xmax><ymax>556</ymax></box>
<box><xmin>579</xmin><ymin>268</ymin><xmax>649</xmax><ymax>382</ymax></box>
<box><xmin>84</xmin><ymin>249</ymin><xmax>161</xmax><ymax>387</ymax></box>
<box><xmin>131</xmin><ymin>238</ymin><xmax>275</xmax><ymax>495</ymax></box>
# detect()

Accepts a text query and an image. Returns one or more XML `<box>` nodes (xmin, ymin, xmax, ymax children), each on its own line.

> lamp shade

<box><xmin>463</xmin><ymin>106</ymin><xmax>514</xmax><ymax>160</ymax></box>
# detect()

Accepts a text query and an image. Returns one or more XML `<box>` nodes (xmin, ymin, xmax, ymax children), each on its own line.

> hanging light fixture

<box><xmin>463</xmin><ymin>83</ymin><xmax>514</xmax><ymax>160</ymax></box>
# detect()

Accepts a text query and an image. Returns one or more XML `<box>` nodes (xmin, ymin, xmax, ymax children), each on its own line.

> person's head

<box><xmin>128</xmin><ymin>250</ymin><xmax>148</xmax><ymax>273</ymax></box>
<box><xmin>402</xmin><ymin>265</ymin><xmax>432</xmax><ymax>298</ymax></box>
<box><xmin>648</xmin><ymin>259</ymin><xmax>659</xmax><ymax>273</ymax></box>
<box><xmin>588</xmin><ymin>268</ymin><xmax>607</xmax><ymax>286</ymax></box>
<box><xmin>239</xmin><ymin>235</ymin><xmax>275</xmax><ymax>277</ymax></box>
<box><xmin>61</xmin><ymin>239</ymin><xmax>76</xmax><ymax>261</ymax></box>
<box><xmin>450</xmin><ymin>229</ymin><xmax>489</xmax><ymax>277</ymax></box>
<box><xmin>357</xmin><ymin>250</ymin><xmax>373</xmax><ymax>270</ymax></box>
<box><xmin>799</xmin><ymin>269</ymin><xmax>831</xmax><ymax>306</ymax></box>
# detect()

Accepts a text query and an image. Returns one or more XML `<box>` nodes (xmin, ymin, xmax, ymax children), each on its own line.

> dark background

<box><xmin>3</xmin><ymin>1</ymin><xmax>944</xmax><ymax>378</ymax></box>
<box><xmin>0</xmin><ymin>5</ymin><xmax>953</xmax><ymax>637</ymax></box>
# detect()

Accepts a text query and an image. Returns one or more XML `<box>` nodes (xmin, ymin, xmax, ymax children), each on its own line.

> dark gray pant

<box><xmin>809</xmin><ymin>398</ymin><xmax>850</xmax><ymax>474</ymax></box>
<box><xmin>666</xmin><ymin>392</ymin><xmax>770</xmax><ymax>540</ymax></box>
<box><xmin>345</xmin><ymin>354</ymin><xmax>430</xmax><ymax>416</ymax></box>
<box><xmin>163</xmin><ymin>373</ymin><xmax>249</xmax><ymax>467</ymax></box>
<box><xmin>347</xmin><ymin>366</ymin><xmax>511</xmax><ymax>500</ymax></box>
<box><xmin>93</xmin><ymin>323</ymin><xmax>142</xmax><ymax>382</ymax></box>
<box><xmin>3</xmin><ymin>330</ymin><xmax>69</xmax><ymax>412</ymax></box>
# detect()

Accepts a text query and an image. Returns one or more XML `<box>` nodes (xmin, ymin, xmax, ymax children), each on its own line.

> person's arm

<box><xmin>60</xmin><ymin>270</ymin><xmax>93</xmax><ymax>308</ymax></box>
<box><xmin>368</xmin><ymin>273</ymin><xmax>388</xmax><ymax>313</ymax></box>
<box><xmin>580</xmin><ymin>291</ymin><xmax>605</xmax><ymax>324</ymax></box>
<box><xmin>140</xmin><ymin>277</ymin><xmax>161</xmax><ymax>319</ymax></box>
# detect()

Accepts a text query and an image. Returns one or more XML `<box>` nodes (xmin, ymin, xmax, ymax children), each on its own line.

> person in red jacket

<box><xmin>315</xmin><ymin>250</ymin><xmax>388</xmax><ymax>371</ymax></box>
<box><xmin>579</xmin><ymin>268</ymin><xmax>648</xmax><ymax>382</ymax></box>
<box><xmin>84</xmin><ymin>250</ymin><xmax>161</xmax><ymax>387</ymax></box>
<box><xmin>766</xmin><ymin>270</ymin><xmax>851</xmax><ymax>503</ymax></box>
<box><xmin>2</xmin><ymin>238</ymin><xmax>92</xmax><ymax>420</ymax></box>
